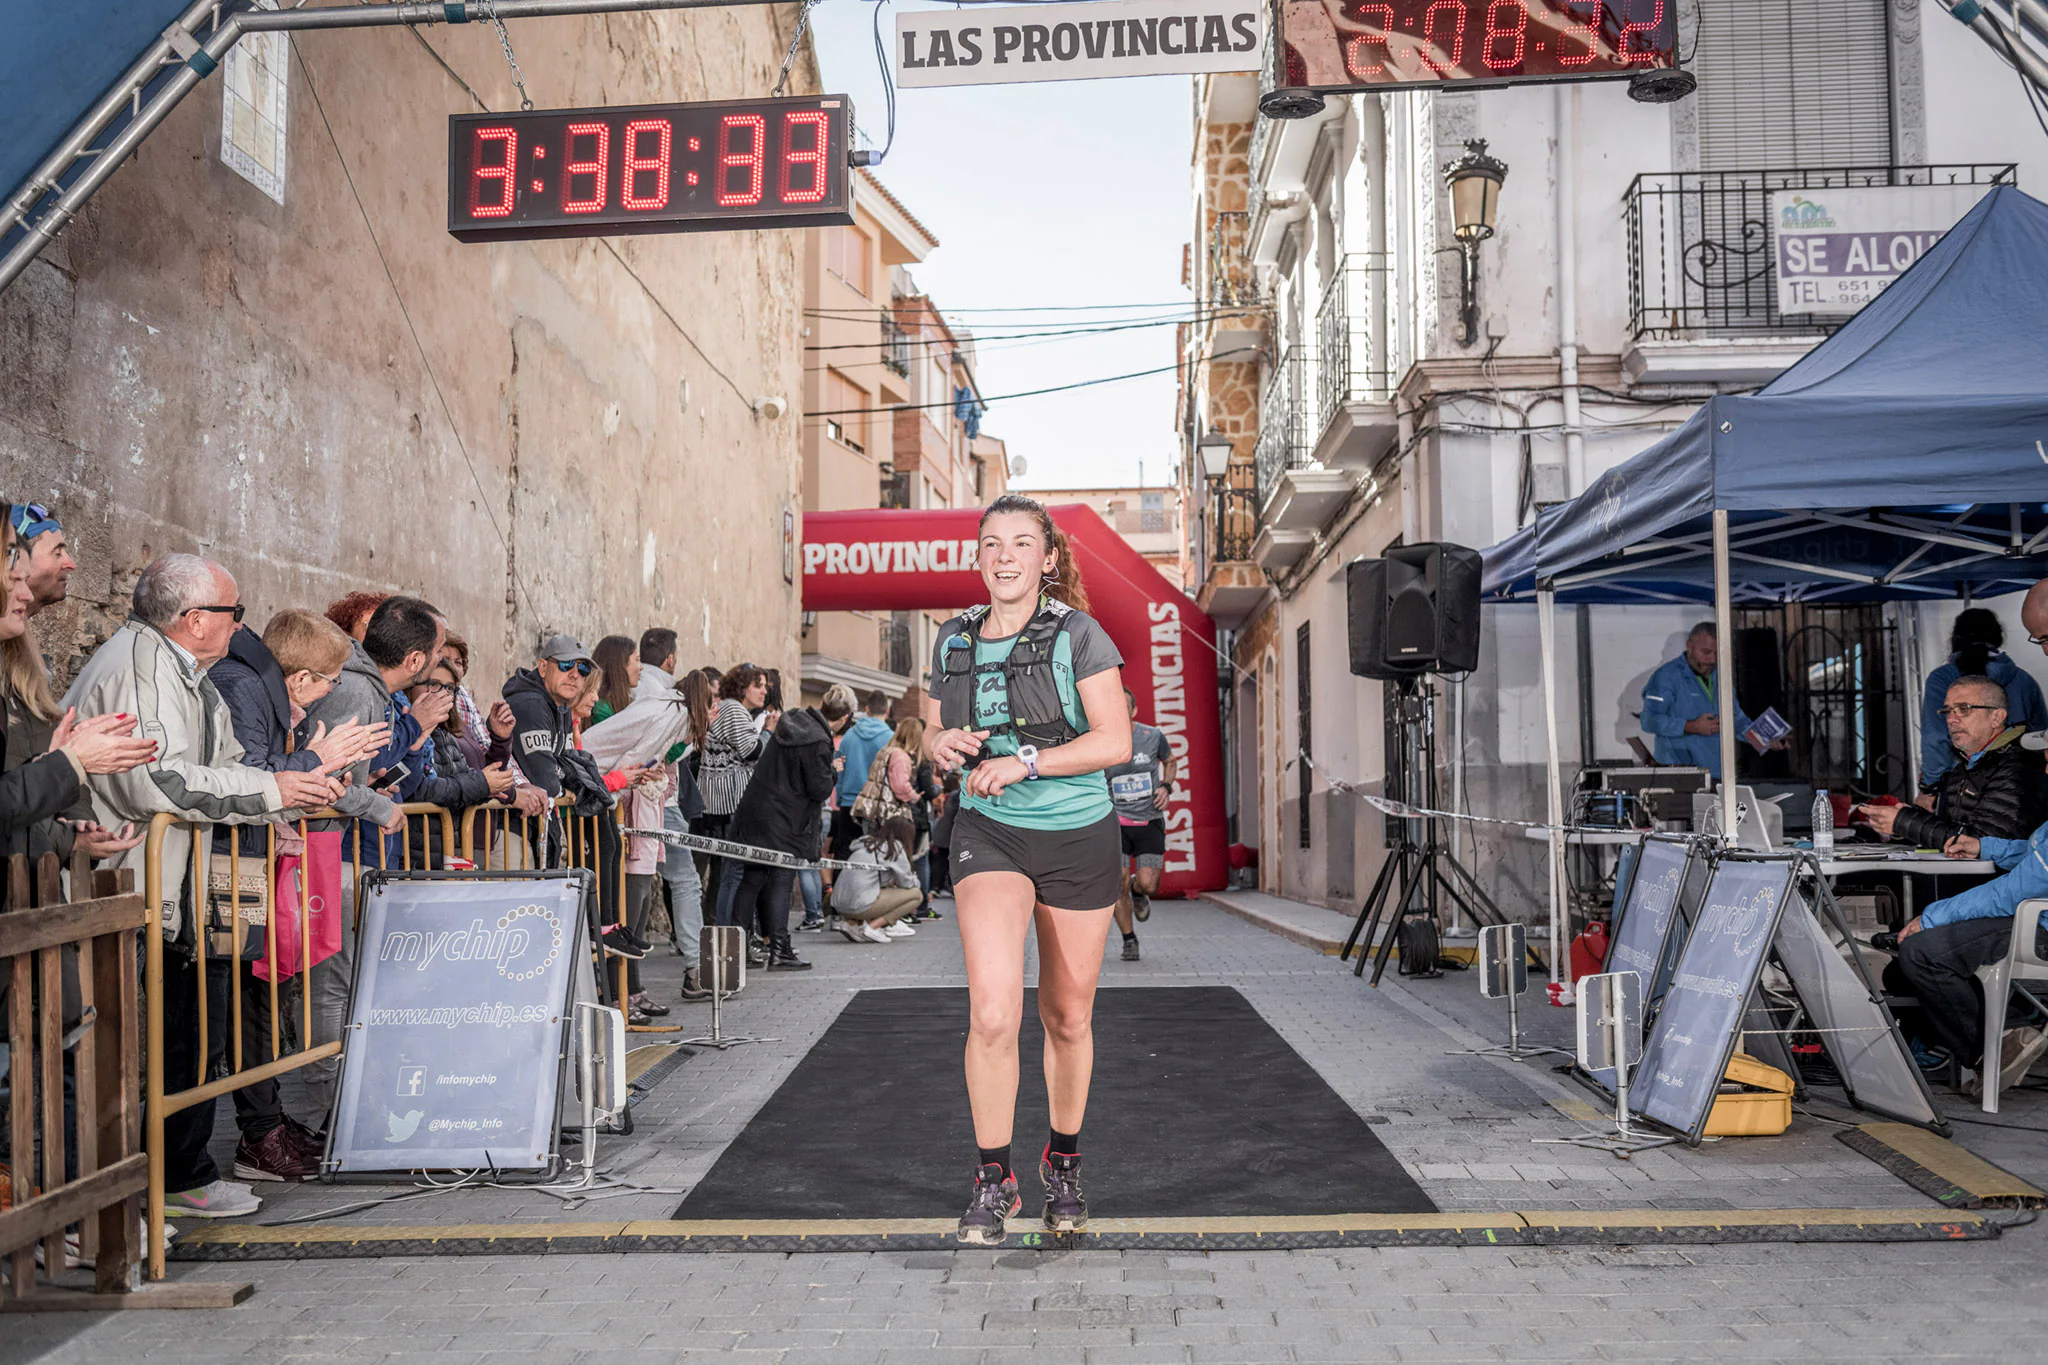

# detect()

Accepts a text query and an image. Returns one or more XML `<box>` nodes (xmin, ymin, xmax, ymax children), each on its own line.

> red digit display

<box><xmin>1481</xmin><ymin>0</ymin><xmax>1528</xmax><ymax>71</ymax></box>
<box><xmin>779</xmin><ymin>111</ymin><xmax>830</xmax><ymax>205</ymax></box>
<box><xmin>563</xmin><ymin>121</ymin><xmax>609</xmax><ymax>214</ymax></box>
<box><xmin>621</xmin><ymin>118</ymin><xmax>671</xmax><ymax>211</ymax></box>
<box><xmin>1557</xmin><ymin>0</ymin><xmax>1603</xmax><ymax>67</ymax></box>
<box><xmin>469</xmin><ymin>126</ymin><xmax>517</xmax><ymax>219</ymax></box>
<box><xmin>1281</xmin><ymin>0</ymin><xmax>1677</xmax><ymax>91</ymax></box>
<box><xmin>447</xmin><ymin>95</ymin><xmax>854</xmax><ymax>243</ymax></box>
<box><xmin>1345</xmin><ymin>3</ymin><xmax>1396</xmax><ymax>78</ymax></box>
<box><xmin>1419</xmin><ymin>0</ymin><xmax>1467</xmax><ymax>76</ymax></box>
<box><xmin>1617</xmin><ymin>0</ymin><xmax>1666</xmax><ymax>63</ymax></box>
<box><xmin>717</xmin><ymin>114</ymin><xmax>766</xmax><ymax>208</ymax></box>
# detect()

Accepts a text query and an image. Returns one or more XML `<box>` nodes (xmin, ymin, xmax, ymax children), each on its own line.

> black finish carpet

<box><xmin>673</xmin><ymin>985</ymin><xmax>1436</xmax><ymax>1219</ymax></box>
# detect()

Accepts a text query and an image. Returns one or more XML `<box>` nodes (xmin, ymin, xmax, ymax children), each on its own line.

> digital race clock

<box><xmin>1274</xmin><ymin>0</ymin><xmax>1677</xmax><ymax>97</ymax></box>
<box><xmin>447</xmin><ymin>95</ymin><xmax>855</xmax><ymax>243</ymax></box>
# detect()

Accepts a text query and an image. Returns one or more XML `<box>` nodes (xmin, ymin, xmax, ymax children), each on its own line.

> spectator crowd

<box><xmin>0</xmin><ymin>500</ymin><xmax>972</xmax><ymax>1226</ymax></box>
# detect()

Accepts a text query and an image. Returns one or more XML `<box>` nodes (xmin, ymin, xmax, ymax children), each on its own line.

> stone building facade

<box><xmin>0</xmin><ymin>9</ymin><xmax>818</xmax><ymax>689</ymax></box>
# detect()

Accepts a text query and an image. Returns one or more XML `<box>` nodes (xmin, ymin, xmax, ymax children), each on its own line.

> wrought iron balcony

<box><xmin>1314</xmin><ymin>253</ymin><xmax>1392</xmax><ymax>428</ymax></box>
<box><xmin>880</xmin><ymin>313</ymin><xmax>911</xmax><ymax>377</ymax></box>
<box><xmin>1624</xmin><ymin>165</ymin><xmax>2015</xmax><ymax>341</ymax></box>
<box><xmin>1253</xmin><ymin>346</ymin><xmax>1315</xmax><ymax>515</ymax></box>
<box><xmin>1208</xmin><ymin>210</ymin><xmax>1259</xmax><ymax>308</ymax></box>
<box><xmin>1214</xmin><ymin>472</ymin><xmax>1257</xmax><ymax>564</ymax></box>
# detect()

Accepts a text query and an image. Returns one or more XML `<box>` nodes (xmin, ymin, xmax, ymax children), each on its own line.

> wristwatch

<box><xmin>1017</xmin><ymin>745</ymin><xmax>1041</xmax><ymax>780</ymax></box>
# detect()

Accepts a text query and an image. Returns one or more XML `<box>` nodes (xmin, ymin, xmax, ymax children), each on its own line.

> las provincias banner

<box><xmin>895</xmin><ymin>0</ymin><xmax>1262</xmax><ymax>89</ymax></box>
<box><xmin>803</xmin><ymin>505</ymin><xmax>1228</xmax><ymax>896</ymax></box>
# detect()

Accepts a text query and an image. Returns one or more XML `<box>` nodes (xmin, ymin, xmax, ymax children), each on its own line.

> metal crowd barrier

<box><xmin>139</xmin><ymin>794</ymin><xmax>640</xmax><ymax>1279</ymax></box>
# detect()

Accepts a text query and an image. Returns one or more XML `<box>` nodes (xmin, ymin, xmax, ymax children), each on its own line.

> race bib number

<box><xmin>1110</xmin><ymin>772</ymin><xmax>1154</xmax><ymax>803</ymax></box>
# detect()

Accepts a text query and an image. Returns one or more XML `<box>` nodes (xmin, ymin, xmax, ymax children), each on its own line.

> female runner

<box><xmin>924</xmin><ymin>494</ymin><xmax>1131</xmax><ymax>1244</ymax></box>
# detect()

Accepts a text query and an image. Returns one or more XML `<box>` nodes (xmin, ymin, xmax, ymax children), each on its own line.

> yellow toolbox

<box><xmin>1703</xmin><ymin>1052</ymin><xmax>1796</xmax><ymax>1137</ymax></box>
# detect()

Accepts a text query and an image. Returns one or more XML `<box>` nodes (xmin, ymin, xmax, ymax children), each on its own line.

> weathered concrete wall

<box><xmin>0</xmin><ymin>10</ymin><xmax>815</xmax><ymax>689</ymax></box>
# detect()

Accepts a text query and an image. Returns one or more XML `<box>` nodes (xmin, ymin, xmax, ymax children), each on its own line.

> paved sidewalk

<box><xmin>17</xmin><ymin>895</ymin><xmax>2045</xmax><ymax>1362</ymax></box>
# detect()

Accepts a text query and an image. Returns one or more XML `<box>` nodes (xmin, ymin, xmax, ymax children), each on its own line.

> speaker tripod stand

<box><xmin>1338</xmin><ymin>676</ymin><xmax>1546</xmax><ymax>986</ymax></box>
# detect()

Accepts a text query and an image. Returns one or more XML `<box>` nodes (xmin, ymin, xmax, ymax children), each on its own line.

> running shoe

<box><xmin>600</xmin><ymin>924</ymin><xmax>648</xmax><ymax>960</ymax></box>
<box><xmin>797</xmin><ymin>916</ymin><xmax>826</xmax><ymax>933</ymax></box>
<box><xmin>837</xmin><ymin>920</ymin><xmax>870</xmax><ymax>944</ymax></box>
<box><xmin>1131</xmin><ymin>892</ymin><xmax>1151</xmax><ymax>923</ymax></box>
<box><xmin>957</xmin><ymin>1163</ymin><xmax>1021</xmax><ymax>1245</ymax></box>
<box><xmin>863</xmin><ymin>924</ymin><xmax>892</xmax><ymax>944</ymax></box>
<box><xmin>164</xmin><ymin>1179</ymin><xmax>261</xmax><ymax>1219</ymax></box>
<box><xmin>885</xmin><ymin>922</ymin><xmax>917</xmax><ymax>938</ymax></box>
<box><xmin>232</xmin><ymin>1123</ymin><xmax>318</xmax><ymax>1183</ymax></box>
<box><xmin>1039</xmin><ymin>1147</ymin><xmax>1088</xmax><ymax>1233</ymax></box>
<box><xmin>913</xmin><ymin>907</ymin><xmax>942</xmax><ymax>922</ymax></box>
<box><xmin>1909</xmin><ymin>1037</ymin><xmax>1952</xmax><ymax>1076</ymax></box>
<box><xmin>1121</xmin><ymin>936</ymin><xmax>1141</xmax><ymax>962</ymax></box>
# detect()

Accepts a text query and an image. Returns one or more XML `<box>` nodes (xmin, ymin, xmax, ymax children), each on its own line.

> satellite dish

<box><xmin>1008</xmin><ymin>456</ymin><xmax>1028</xmax><ymax>479</ymax></box>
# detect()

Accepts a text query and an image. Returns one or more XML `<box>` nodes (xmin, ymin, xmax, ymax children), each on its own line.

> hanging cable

<box><xmin>851</xmin><ymin>0</ymin><xmax>897</xmax><ymax>166</ymax></box>
<box><xmin>803</xmin><ymin>358</ymin><xmax>1183</xmax><ymax>418</ymax></box>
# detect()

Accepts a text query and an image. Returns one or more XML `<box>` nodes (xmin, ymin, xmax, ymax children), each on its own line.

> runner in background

<box><xmin>1104</xmin><ymin>687</ymin><xmax>1177</xmax><ymax>962</ymax></box>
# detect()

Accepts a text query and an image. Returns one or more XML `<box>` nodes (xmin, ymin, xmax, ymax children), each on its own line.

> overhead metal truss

<box><xmin>0</xmin><ymin>0</ymin><xmax>775</xmax><ymax>296</ymax></box>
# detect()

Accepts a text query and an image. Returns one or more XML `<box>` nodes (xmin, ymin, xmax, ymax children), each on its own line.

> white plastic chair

<box><xmin>1975</xmin><ymin>897</ymin><xmax>2048</xmax><ymax>1113</ymax></box>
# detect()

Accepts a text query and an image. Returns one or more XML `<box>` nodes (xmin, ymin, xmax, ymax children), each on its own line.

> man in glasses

<box><xmin>10</xmin><ymin>502</ymin><xmax>75</xmax><ymax>616</ymax></box>
<box><xmin>62</xmin><ymin>553</ymin><xmax>348</xmax><ymax>1220</ymax></box>
<box><xmin>1858</xmin><ymin>676</ymin><xmax>2041</xmax><ymax>851</ymax></box>
<box><xmin>502</xmin><ymin>634</ymin><xmax>596</xmax><ymax>814</ymax></box>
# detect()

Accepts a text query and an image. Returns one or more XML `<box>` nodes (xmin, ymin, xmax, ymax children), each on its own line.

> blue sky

<box><xmin>809</xmin><ymin>1</ymin><xmax>1194</xmax><ymax>491</ymax></box>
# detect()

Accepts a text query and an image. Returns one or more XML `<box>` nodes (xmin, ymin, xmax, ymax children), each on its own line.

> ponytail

<box><xmin>1045</xmin><ymin>527</ymin><xmax>1090</xmax><ymax>613</ymax></box>
<box><xmin>1956</xmin><ymin>642</ymin><xmax>1994</xmax><ymax>676</ymax></box>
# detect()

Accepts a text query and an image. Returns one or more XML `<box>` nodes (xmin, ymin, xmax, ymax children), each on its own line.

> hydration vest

<box><xmin>932</xmin><ymin>597</ymin><xmax>1086</xmax><ymax>752</ymax></box>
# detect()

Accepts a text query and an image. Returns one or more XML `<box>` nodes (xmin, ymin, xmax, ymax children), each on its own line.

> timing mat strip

<box><xmin>1838</xmin><ymin>1123</ymin><xmax>2048</xmax><ymax>1209</ymax></box>
<box><xmin>168</xmin><ymin>1208</ymin><xmax>2001</xmax><ymax>1258</ymax></box>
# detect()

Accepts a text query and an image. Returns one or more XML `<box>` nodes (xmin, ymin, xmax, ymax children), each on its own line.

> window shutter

<box><xmin>1693</xmin><ymin>0</ymin><xmax>1892</xmax><ymax>170</ymax></box>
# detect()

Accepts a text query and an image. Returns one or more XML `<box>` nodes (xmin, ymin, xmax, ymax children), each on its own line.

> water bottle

<box><xmin>1812</xmin><ymin>790</ymin><xmax>1835</xmax><ymax>856</ymax></box>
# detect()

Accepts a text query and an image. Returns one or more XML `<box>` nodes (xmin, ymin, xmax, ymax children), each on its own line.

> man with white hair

<box><xmin>64</xmin><ymin>552</ymin><xmax>343</xmax><ymax>1220</ymax></box>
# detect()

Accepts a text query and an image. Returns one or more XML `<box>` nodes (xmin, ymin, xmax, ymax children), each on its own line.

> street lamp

<box><xmin>1198</xmin><ymin>427</ymin><xmax>1235</xmax><ymax>483</ymax></box>
<box><xmin>1441</xmin><ymin>139</ymin><xmax>1508</xmax><ymax>348</ymax></box>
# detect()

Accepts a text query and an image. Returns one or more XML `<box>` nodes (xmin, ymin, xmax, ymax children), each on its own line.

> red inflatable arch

<box><xmin>802</xmin><ymin>506</ymin><xmax>1227</xmax><ymax>896</ymax></box>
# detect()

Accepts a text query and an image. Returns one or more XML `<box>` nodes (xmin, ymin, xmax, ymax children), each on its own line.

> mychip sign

<box><xmin>1772</xmin><ymin>183</ymin><xmax>1995</xmax><ymax>315</ymax></box>
<box><xmin>895</xmin><ymin>0</ymin><xmax>1262</xmax><ymax>88</ymax></box>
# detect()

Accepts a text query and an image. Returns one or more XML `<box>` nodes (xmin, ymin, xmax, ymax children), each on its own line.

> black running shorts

<box><xmin>950</xmin><ymin>806</ymin><xmax>1123</xmax><ymax>911</ymax></box>
<box><xmin>1119</xmin><ymin>819</ymin><xmax>1167</xmax><ymax>870</ymax></box>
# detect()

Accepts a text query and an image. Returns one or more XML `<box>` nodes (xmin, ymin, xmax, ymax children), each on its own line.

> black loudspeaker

<box><xmin>1346</xmin><ymin>542</ymin><xmax>1483</xmax><ymax>678</ymax></box>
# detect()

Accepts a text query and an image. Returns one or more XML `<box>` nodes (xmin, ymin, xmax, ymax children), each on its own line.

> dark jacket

<box><xmin>0</xmin><ymin>725</ymin><xmax>83</xmax><ymax>864</ymax></box>
<box><xmin>730</xmin><ymin>708</ymin><xmax>838</xmax><ymax>859</ymax></box>
<box><xmin>502</xmin><ymin>668</ymin><xmax>573</xmax><ymax>798</ymax></box>
<box><xmin>299</xmin><ymin>641</ymin><xmax>404</xmax><ymax>863</ymax></box>
<box><xmin>210</xmin><ymin>626</ymin><xmax>327</xmax><ymax>856</ymax></box>
<box><xmin>1891</xmin><ymin>726</ymin><xmax>2044</xmax><ymax>849</ymax></box>
<box><xmin>3</xmin><ymin>682</ymin><xmax>88</xmax><ymax>861</ymax></box>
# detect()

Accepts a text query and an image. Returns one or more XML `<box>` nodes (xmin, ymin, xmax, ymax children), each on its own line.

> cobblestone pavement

<box><xmin>16</xmin><ymin>895</ymin><xmax>2046</xmax><ymax>1362</ymax></box>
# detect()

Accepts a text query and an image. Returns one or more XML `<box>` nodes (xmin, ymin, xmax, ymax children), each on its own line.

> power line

<box><xmin>804</xmin><ymin>299</ymin><xmax>1197</xmax><ymax>317</ymax></box>
<box><xmin>292</xmin><ymin>37</ymin><xmax>538</xmax><ymax>620</ymax></box>
<box><xmin>803</xmin><ymin>311</ymin><xmax>1227</xmax><ymax>353</ymax></box>
<box><xmin>803</xmin><ymin>360</ymin><xmax>1184</xmax><ymax>419</ymax></box>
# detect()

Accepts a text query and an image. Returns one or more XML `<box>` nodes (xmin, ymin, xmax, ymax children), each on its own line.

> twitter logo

<box><xmin>387</xmin><ymin>1109</ymin><xmax>424</xmax><ymax>1142</ymax></box>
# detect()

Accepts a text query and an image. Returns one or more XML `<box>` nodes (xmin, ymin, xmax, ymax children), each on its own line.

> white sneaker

<box><xmin>837</xmin><ymin>921</ymin><xmax>867</xmax><ymax>944</ymax></box>
<box><xmin>164</xmin><ymin>1179</ymin><xmax>261</xmax><ymax>1219</ymax></box>
<box><xmin>885</xmin><ymin>922</ymin><xmax>916</xmax><ymax>938</ymax></box>
<box><xmin>1999</xmin><ymin>1025</ymin><xmax>2048</xmax><ymax>1092</ymax></box>
<box><xmin>863</xmin><ymin>924</ymin><xmax>892</xmax><ymax>944</ymax></box>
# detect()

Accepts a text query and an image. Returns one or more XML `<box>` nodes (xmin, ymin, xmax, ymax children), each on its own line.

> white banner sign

<box><xmin>1772</xmin><ymin>183</ymin><xmax>1993</xmax><ymax>315</ymax></box>
<box><xmin>895</xmin><ymin>0</ymin><xmax>1262</xmax><ymax>88</ymax></box>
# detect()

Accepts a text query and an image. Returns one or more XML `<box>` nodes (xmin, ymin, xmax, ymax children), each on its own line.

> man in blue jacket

<box><xmin>1639</xmin><ymin>623</ymin><xmax>1766</xmax><ymax>778</ymax></box>
<box><xmin>1904</xmin><ymin>758</ymin><xmax>2048</xmax><ymax>1095</ymax></box>
<box><xmin>828</xmin><ymin>689</ymin><xmax>894</xmax><ymax>865</ymax></box>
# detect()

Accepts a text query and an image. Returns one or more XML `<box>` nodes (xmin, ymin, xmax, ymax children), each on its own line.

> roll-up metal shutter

<box><xmin>1694</xmin><ymin>0</ymin><xmax>1893</xmax><ymax>170</ymax></box>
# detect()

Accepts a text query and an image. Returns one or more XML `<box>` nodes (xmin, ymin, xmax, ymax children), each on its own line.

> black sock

<box><xmin>978</xmin><ymin>1145</ymin><xmax>1012</xmax><ymax>1178</ymax></box>
<box><xmin>1049</xmin><ymin>1128</ymin><xmax>1080</xmax><ymax>1158</ymax></box>
<box><xmin>1122</xmin><ymin>930</ymin><xmax>1139</xmax><ymax>942</ymax></box>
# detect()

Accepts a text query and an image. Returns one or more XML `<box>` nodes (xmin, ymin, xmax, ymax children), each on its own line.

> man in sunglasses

<box><xmin>1858</xmin><ymin>675</ymin><xmax>2042</xmax><ymax>851</ymax></box>
<box><xmin>10</xmin><ymin>502</ymin><xmax>75</xmax><ymax>616</ymax></box>
<box><xmin>502</xmin><ymin>634</ymin><xmax>596</xmax><ymax>812</ymax></box>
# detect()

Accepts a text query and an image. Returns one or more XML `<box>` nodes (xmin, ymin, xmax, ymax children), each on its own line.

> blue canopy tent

<box><xmin>1478</xmin><ymin>184</ymin><xmax>2048</xmax><ymax>958</ymax></box>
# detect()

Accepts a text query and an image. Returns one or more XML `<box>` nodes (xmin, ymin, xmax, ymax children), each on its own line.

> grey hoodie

<box><xmin>300</xmin><ymin>640</ymin><xmax>399</xmax><ymax>833</ymax></box>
